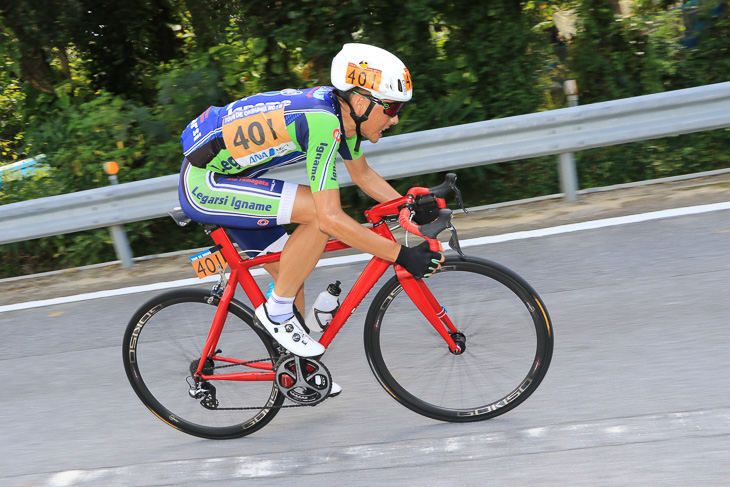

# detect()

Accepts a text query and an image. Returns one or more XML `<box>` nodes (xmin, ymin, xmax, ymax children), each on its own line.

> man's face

<box><xmin>357</xmin><ymin>95</ymin><xmax>400</xmax><ymax>144</ymax></box>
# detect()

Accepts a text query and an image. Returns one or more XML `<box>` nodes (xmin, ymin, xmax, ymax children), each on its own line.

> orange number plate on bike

<box><xmin>189</xmin><ymin>246</ymin><xmax>228</xmax><ymax>279</ymax></box>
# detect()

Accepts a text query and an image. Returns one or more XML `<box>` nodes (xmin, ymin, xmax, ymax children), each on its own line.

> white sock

<box><xmin>266</xmin><ymin>291</ymin><xmax>295</xmax><ymax>323</ymax></box>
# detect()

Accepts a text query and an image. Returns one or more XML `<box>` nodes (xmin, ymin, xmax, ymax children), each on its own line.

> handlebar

<box><xmin>395</xmin><ymin>173</ymin><xmax>466</xmax><ymax>256</ymax></box>
<box><xmin>364</xmin><ymin>173</ymin><xmax>466</xmax><ymax>257</ymax></box>
<box><xmin>398</xmin><ymin>208</ymin><xmax>451</xmax><ymax>243</ymax></box>
<box><xmin>427</xmin><ymin>173</ymin><xmax>466</xmax><ymax>208</ymax></box>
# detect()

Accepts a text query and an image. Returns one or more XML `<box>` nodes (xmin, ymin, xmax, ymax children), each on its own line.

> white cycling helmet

<box><xmin>331</xmin><ymin>43</ymin><xmax>412</xmax><ymax>102</ymax></box>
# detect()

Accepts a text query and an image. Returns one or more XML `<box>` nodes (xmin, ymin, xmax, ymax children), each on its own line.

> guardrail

<box><xmin>2</xmin><ymin>81</ymin><xmax>730</xmax><ymax>263</ymax></box>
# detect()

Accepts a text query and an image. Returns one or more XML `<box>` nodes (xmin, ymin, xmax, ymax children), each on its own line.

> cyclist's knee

<box><xmin>291</xmin><ymin>186</ymin><xmax>320</xmax><ymax>226</ymax></box>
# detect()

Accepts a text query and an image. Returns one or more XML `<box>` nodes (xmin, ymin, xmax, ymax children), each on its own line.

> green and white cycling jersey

<box><xmin>178</xmin><ymin>86</ymin><xmax>363</xmax><ymax>256</ymax></box>
<box><xmin>180</xmin><ymin>86</ymin><xmax>362</xmax><ymax>193</ymax></box>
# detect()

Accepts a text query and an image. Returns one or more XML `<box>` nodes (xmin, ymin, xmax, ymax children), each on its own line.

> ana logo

<box><xmin>257</xmin><ymin>219</ymin><xmax>269</xmax><ymax>226</ymax></box>
<box><xmin>333</xmin><ymin>128</ymin><xmax>341</xmax><ymax>142</ymax></box>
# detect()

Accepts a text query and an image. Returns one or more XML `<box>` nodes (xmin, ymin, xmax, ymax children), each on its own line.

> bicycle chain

<box><xmin>194</xmin><ymin>357</ymin><xmax>311</xmax><ymax>410</ymax></box>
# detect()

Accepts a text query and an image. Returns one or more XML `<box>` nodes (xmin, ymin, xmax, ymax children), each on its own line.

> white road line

<box><xmin>2</xmin><ymin>201</ymin><xmax>729</xmax><ymax>313</ymax></box>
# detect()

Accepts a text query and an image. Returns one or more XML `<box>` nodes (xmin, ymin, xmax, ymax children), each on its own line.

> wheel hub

<box><xmin>189</xmin><ymin>356</ymin><xmax>215</xmax><ymax>376</ymax></box>
<box><xmin>450</xmin><ymin>332</ymin><xmax>466</xmax><ymax>354</ymax></box>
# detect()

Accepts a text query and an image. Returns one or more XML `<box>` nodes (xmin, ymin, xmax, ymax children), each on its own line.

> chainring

<box><xmin>274</xmin><ymin>354</ymin><xmax>332</xmax><ymax>406</ymax></box>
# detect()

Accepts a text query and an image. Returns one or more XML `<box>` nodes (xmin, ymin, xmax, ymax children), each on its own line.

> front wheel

<box><xmin>364</xmin><ymin>256</ymin><xmax>553</xmax><ymax>422</ymax></box>
<box><xmin>122</xmin><ymin>289</ymin><xmax>284</xmax><ymax>439</ymax></box>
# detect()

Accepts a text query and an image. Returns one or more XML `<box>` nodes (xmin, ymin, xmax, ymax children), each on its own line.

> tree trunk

<box><xmin>0</xmin><ymin>2</ymin><xmax>57</xmax><ymax>95</ymax></box>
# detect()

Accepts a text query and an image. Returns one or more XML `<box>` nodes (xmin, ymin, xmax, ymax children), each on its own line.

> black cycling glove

<box><xmin>395</xmin><ymin>241</ymin><xmax>442</xmax><ymax>278</ymax></box>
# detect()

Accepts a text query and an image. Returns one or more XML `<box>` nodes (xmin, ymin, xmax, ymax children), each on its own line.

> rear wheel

<box><xmin>122</xmin><ymin>289</ymin><xmax>283</xmax><ymax>439</ymax></box>
<box><xmin>364</xmin><ymin>256</ymin><xmax>553</xmax><ymax>422</ymax></box>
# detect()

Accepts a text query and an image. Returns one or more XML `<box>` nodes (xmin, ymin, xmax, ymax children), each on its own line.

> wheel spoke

<box><xmin>365</xmin><ymin>257</ymin><xmax>553</xmax><ymax>422</ymax></box>
<box><xmin>123</xmin><ymin>289</ymin><xmax>283</xmax><ymax>439</ymax></box>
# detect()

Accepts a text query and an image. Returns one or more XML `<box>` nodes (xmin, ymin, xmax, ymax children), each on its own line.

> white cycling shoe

<box><xmin>329</xmin><ymin>382</ymin><xmax>342</xmax><ymax>397</ymax></box>
<box><xmin>255</xmin><ymin>304</ymin><xmax>325</xmax><ymax>358</ymax></box>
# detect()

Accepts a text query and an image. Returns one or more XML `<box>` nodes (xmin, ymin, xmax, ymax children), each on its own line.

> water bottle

<box><xmin>305</xmin><ymin>281</ymin><xmax>341</xmax><ymax>332</ymax></box>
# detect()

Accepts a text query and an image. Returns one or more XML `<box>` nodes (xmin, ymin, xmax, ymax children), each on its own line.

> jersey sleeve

<box><xmin>338</xmin><ymin>133</ymin><xmax>363</xmax><ymax>161</ymax></box>
<box><xmin>302</xmin><ymin>111</ymin><xmax>343</xmax><ymax>193</ymax></box>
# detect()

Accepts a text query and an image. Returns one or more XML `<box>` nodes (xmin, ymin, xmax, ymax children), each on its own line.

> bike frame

<box><xmin>193</xmin><ymin>194</ymin><xmax>462</xmax><ymax>383</ymax></box>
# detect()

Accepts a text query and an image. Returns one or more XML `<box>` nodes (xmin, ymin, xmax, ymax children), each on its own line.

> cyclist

<box><xmin>178</xmin><ymin>43</ymin><xmax>443</xmax><ymax>362</ymax></box>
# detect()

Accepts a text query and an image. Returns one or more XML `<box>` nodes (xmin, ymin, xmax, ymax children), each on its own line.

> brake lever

<box><xmin>438</xmin><ymin>173</ymin><xmax>467</xmax><ymax>214</ymax></box>
<box><xmin>447</xmin><ymin>224</ymin><xmax>466</xmax><ymax>259</ymax></box>
<box><xmin>453</xmin><ymin>185</ymin><xmax>468</xmax><ymax>214</ymax></box>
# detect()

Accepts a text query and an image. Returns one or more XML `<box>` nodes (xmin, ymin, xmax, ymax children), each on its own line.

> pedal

<box><xmin>274</xmin><ymin>354</ymin><xmax>332</xmax><ymax>405</ymax></box>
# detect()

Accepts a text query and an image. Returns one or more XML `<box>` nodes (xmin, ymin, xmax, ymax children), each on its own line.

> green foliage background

<box><xmin>1</xmin><ymin>0</ymin><xmax>729</xmax><ymax>277</ymax></box>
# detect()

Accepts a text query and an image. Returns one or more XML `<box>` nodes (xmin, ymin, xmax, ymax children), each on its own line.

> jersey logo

<box><xmin>308</xmin><ymin>86</ymin><xmax>329</xmax><ymax>101</ymax></box>
<box><xmin>199</xmin><ymin>107</ymin><xmax>211</xmax><ymax>123</ymax></box>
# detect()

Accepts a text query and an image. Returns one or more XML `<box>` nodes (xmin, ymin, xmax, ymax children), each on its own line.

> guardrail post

<box><xmin>104</xmin><ymin>162</ymin><xmax>134</xmax><ymax>268</ymax></box>
<box><xmin>558</xmin><ymin>80</ymin><xmax>580</xmax><ymax>202</ymax></box>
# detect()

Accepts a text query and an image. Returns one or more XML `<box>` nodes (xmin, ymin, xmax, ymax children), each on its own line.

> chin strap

<box><xmin>334</xmin><ymin>89</ymin><xmax>375</xmax><ymax>152</ymax></box>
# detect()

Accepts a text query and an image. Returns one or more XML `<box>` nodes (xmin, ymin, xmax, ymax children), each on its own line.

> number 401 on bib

<box><xmin>190</xmin><ymin>246</ymin><xmax>228</xmax><ymax>279</ymax></box>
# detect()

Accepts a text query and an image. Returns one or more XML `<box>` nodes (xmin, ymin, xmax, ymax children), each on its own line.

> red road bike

<box><xmin>123</xmin><ymin>174</ymin><xmax>553</xmax><ymax>439</ymax></box>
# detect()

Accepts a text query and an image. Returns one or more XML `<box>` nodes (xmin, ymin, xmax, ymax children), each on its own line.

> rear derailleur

<box><xmin>187</xmin><ymin>378</ymin><xmax>219</xmax><ymax>409</ymax></box>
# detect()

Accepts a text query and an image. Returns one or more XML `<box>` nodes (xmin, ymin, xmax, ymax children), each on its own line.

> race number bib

<box><xmin>189</xmin><ymin>246</ymin><xmax>228</xmax><ymax>279</ymax></box>
<box><xmin>344</xmin><ymin>63</ymin><xmax>412</xmax><ymax>95</ymax></box>
<box><xmin>221</xmin><ymin>106</ymin><xmax>295</xmax><ymax>166</ymax></box>
<box><xmin>403</xmin><ymin>67</ymin><xmax>412</xmax><ymax>92</ymax></box>
<box><xmin>345</xmin><ymin>62</ymin><xmax>382</xmax><ymax>91</ymax></box>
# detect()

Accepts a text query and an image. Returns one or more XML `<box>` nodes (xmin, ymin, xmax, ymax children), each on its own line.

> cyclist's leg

<box><xmin>179</xmin><ymin>163</ymin><xmax>327</xmax><ymax>293</ymax></box>
<box><xmin>272</xmin><ymin>185</ymin><xmax>343</xmax><ymax>392</ymax></box>
<box><xmin>225</xmin><ymin>226</ymin><xmax>305</xmax><ymax>311</ymax></box>
<box><xmin>262</xmin><ymin>262</ymin><xmax>305</xmax><ymax>314</ymax></box>
<box><xmin>273</xmin><ymin>184</ymin><xmax>329</xmax><ymax>298</ymax></box>
<box><xmin>251</xmin><ymin>185</ymin><xmax>333</xmax><ymax>356</ymax></box>
<box><xmin>179</xmin><ymin>163</ymin><xmax>327</xmax><ymax>356</ymax></box>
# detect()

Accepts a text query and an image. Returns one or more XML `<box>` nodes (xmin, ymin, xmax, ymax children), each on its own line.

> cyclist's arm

<box><xmin>312</xmin><ymin>188</ymin><xmax>401</xmax><ymax>263</ymax></box>
<box><xmin>343</xmin><ymin>154</ymin><xmax>401</xmax><ymax>204</ymax></box>
<box><xmin>301</xmin><ymin>112</ymin><xmax>399</xmax><ymax>262</ymax></box>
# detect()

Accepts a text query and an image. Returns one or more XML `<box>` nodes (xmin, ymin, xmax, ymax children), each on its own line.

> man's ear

<box><xmin>350</xmin><ymin>92</ymin><xmax>365</xmax><ymax>114</ymax></box>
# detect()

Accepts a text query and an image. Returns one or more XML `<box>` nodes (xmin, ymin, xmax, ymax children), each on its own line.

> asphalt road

<box><xmin>1</xmin><ymin>181</ymin><xmax>730</xmax><ymax>486</ymax></box>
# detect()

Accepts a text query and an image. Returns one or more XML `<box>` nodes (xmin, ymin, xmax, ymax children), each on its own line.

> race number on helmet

<box><xmin>331</xmin><ymin>43</ymin><xmax>413</xmax><ymax>102</ymax></box>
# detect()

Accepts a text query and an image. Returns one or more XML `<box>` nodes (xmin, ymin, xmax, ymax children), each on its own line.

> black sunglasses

<box><xmin>352</xmin><ymin>91</ymin><xmax>404</xmax><ymax>117</ymax></box>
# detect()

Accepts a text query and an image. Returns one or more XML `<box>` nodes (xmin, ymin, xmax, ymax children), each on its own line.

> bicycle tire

<box><xmin>122</xmin><ymin>288</ymin><xmax>284</xmax><ymax>439</ymax></box>
<box><xmin>364</xmin><ymin>256</ymin><xmax>553</xmax><ymax>422</ymax></box>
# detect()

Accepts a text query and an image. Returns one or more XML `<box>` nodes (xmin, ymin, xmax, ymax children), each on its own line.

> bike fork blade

<box><xmin>398</xmin><ymin>275</ymin><xmax>461</xmax><ymax>353</ymax></box>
